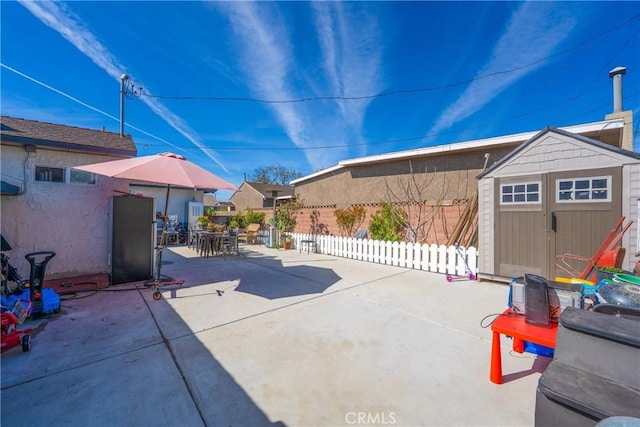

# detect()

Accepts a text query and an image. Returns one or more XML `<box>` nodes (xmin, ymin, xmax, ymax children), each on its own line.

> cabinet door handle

<box><xmin>551</xmin><ymin>212</ymin><xmax>557</xmax><ymax>232</ymax></box>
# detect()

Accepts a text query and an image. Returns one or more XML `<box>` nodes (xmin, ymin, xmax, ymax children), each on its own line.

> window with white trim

<box><xmin>34</xmin><ymin>166</ymin><xmax>96</xmax><ymax>186</ymax></box>
<box><xmin>556</xmin><ymin>176</ymin><xmax>611</xmax><ymax>203</ymax></box>
<box><xmin>500</xmin><ymin>181</ymin><xmax>541</xmax><ymax>204</ymax></box>
<box><xmin>69</xmin><ymin>169</ymin><xmax>96</xmax><ymax>185</ymax></box>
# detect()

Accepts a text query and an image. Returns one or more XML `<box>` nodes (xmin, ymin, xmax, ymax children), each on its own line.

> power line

<box><xmin>138</xmin><ymin>90</ymin><xmax>638</xmax><ymax>152</ymax></box>
<box><xmin>551</xmin><ymin>25</ymin><xmax>640</xmax><ymax>124</ymax></box>
<box><xmin>4</xmin><ymin>59</ymin><xmax>635</xmax><ymax>155</ymax></box>
<box><xmin>0</xmin><ymin>62</ymin><xmax>182</xmax><ymax>150</ymax></box>
<box><xmin>140</xmin><ymin>12</ymin><xmax>640</xmax><ymax>104</ymax></box>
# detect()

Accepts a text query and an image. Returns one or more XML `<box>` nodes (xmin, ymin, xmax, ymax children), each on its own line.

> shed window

<box><xmin>556</xmin><ymin>176</ymin><xmax>611</xmax><ymax>203</ymax></box>
<box><xmin>500</xmin><ymin>181</ymin><xmax>541</xmax><ymax>205</ymax></box>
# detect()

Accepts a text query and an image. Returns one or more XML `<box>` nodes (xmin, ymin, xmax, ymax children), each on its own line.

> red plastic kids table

<box><xmin>490</xmin><ymin>309</ymin><xmax>558</xmax><ymax>384</ymax></box>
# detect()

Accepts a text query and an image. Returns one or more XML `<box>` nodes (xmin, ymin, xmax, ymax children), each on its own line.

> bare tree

<box><xmin>334</xmin><ymin>206</ymin><xmax>366</xmax><ymax>237</ymax></box>
<box><xmin>383</xmin><ymin>160</ymin><xmax>451</xmax><ymax>243</ymax></box>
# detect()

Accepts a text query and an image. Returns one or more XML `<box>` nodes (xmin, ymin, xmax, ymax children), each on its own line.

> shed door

<box><xmin>496</xmin><ymin>167</ymin><xmax>621</xmax><ymax>279</ymax></box>
<box><xmin>496</xmin><ymin>174</ymin><xmax>548</xmax><ymax>278</ymax></box>
<box><xmin>548</xmin><ymin>167</ymin><xmax>622</xmax><ymax>279</ymax></box>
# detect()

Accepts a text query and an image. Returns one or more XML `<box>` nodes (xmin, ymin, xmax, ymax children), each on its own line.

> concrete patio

<box><xmin>1</xmin><ymin>244</ymin><xmax>549</xmax><ymax>426</ymax></box>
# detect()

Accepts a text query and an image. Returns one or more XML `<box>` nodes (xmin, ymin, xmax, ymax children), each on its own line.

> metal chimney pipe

<box><xmin>609</xmin><ymin>66</ymin><xmax>626</xmax><ymax>113</ymax></box>
<box><xmin>120</xmin><ymin>74</ymin><xmax>129</xmax><ymax>137</ymax></box>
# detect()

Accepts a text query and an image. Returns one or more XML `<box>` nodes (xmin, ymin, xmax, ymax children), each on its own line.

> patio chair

<box><xmin>167</xmin><ymin>214</ymin><xmax>178</xmax><ymax>229</ymax></box>
<box><xmin>299</xmin><ymin>229</ymin><xmax>318</xmax><ymax>254</ymax></box>
<box><xmin>245</xmin><ymin>223</ymin><xmax>261</xmax><ymax>245</ymax></box>
<box><xmin>353</xmin><ymin>229</ymin><xmax>368</xmax><ymax>240</ymax></box>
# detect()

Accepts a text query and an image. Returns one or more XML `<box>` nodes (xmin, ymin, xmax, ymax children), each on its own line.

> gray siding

<box><xmin>489</xmin><ymin>133</ymin><xmax>636</xmax><ymax>178</ymax></box>
<box><xmin>622</xmin><ymin>163</ymin><xmax>640</xmax><ymax>271</ymax></box>
<box><xmin>477</xmin><ymin>178</ymin><xmax>495</xmax><ymax>274</ymax></box>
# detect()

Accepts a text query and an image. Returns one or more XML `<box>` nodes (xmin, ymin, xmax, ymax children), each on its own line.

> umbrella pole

<box><xmin>155</xmin><ymin>184</ymin><xmax>171</xmax><ymax>282</ymax></box>
<box><xmin>149</xmin><ymin>184</ymin><xmax>184</xmax><ymax>300</ymax></box>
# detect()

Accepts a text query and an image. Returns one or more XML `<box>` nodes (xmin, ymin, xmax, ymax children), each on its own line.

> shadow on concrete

<box><xmin>161</xmin><ymin>247</ymin><xmax>342</xmax><ymax>300</ymax></box>
<box><xmin>502</xmin><ymin>355</ymin><xmax>553</xmax><ymax>383</ymax></box>
<box><xmin>234</xmin><ymin>259</ymin><xmax>341</xmax><ymax>299</ymax></box>
<box><xmin>0</xmin><ymin>247</ymin><xmax>286</xmax><ymax>427</ymax></box>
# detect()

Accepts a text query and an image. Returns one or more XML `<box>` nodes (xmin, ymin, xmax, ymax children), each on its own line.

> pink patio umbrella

<box><xmin>74</xmin><ymin>152</ymin><xmax>237</xmax><ymax>298</ymax></box>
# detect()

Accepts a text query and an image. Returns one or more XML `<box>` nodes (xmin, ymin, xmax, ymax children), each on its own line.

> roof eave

<box><xmin>290</xmin><ymin>164</ymin><xmax>344</xmax><ymax>185</ymax></box>
<box><xmin>341</xmin><ymin>119</ymin><xmax>624</xmax><ymax>167</ymax></box>
<box><xmin>291</xmin><ymin>119</ymin><xmax>625</xmax><ymax>184</ymax></box>
<box><xmin>1</xmin><ymin>134</ymin><xmax>137</xmax><ymax>157</ymax></box>
<box><xmin>476</xmin><ymin>126</ymin><xmax>640</xmax><ymax>180</ymax></box>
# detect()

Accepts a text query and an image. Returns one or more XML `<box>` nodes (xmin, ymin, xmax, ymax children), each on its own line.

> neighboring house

<box><xmin>1</xmin><ymin>116</ymin><xmax>136</xmax><ymax>279</ymax></box>
<box><xmin>203</xmin><ymin>193</ymin><xmax>236</xmax><ymax>226</ymax></box>
<box><xmin>229</xmin><ymin>181</ymin><xmax>295</xmax><ymax>219</ymax></box>
<box><xmin>477</xmin><ymin>127</ymin><xmax>640</xmax><ymax>280</ymax></box>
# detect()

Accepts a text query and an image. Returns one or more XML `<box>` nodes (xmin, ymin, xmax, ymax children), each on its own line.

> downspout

<box><xmin>14</xmin><ymin>145</ymin><xmax>36</xmax><ymax>196</ymax></box>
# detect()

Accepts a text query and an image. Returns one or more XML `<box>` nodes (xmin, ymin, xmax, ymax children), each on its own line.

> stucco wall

<box><xmin>1</xmin><ymin>146</ymin><xmax>129</xmax><ymax>278</ymax></box>
<box><xmin>295</xmin><ymin>148</ymin><xmax>512</xmax><ymax>208</ymax></box>
<box><xmin>229</xmin><ymin>183</ymin><xmax>265</xmax><ymax>213</ymax></box>
<box><xmin>129</xmin><ymin>183</ymin><xmax>204</xmax><ymax>225</ymax></box>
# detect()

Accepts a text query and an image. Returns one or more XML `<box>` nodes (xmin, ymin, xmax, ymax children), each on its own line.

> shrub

<box><xmin>274</xmin><ymin>199</ymin><xmax>304</xmax><ymax>234</ymax></box>
<box><xmin>245</xmin><ymin>208</ymin><xmax>266</xmax><ymax>226</ymax></box>
<box><xmin>334</xmin><ymin>206</ymin><xmax>367</xmax><ymax>237</ymax></box>
<box><xmin>368</xmin><ymin>202</ymin><xmax>406</xmax><ymax>242</ymax></box>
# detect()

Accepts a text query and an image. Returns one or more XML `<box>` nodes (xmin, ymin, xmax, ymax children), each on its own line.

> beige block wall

<box><xmin>294</xmin><ymin>202</ymin><xmax>469</xmax><ymax>246</ymax></box>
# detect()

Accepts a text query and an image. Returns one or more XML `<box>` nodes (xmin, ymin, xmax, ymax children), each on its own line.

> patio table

<box><xmin>196</xmin><ymin>232</ymin><xmax>238</xmax><ymax>257</ymax></box>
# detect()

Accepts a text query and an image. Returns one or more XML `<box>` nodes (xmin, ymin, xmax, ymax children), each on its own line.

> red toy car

<box><xmin>1</xmin><ymin>300</ymin><xmax>32</xmax><ymax>353</ymax></box>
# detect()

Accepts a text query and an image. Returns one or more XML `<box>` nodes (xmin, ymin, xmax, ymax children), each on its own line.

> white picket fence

<box><xmin>290</xmin><ymin>233</ymin><xmax>478</xmax><ymax>277</ymax></box>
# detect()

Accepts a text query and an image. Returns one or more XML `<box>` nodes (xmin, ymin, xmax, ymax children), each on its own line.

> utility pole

<box><xmin>120</xmin><ymin>74</ymin><xmax>129</xmax><ymax>137</ymax></box>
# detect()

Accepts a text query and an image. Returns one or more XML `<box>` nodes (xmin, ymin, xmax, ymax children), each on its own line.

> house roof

<box><xmin>0</xmin><ymin>115</ymin><xmax>137</xmax><ymax>157</ymax></box>
<box><xmin>290</xmin><ymin>119</ymin><xmax>625</xmax><ymax>185</ymax></box>
<box><xmin>202</xmin><ymin>193</ymin><xmax>235</xmax><ymax>208</ymax></box>
<box><xmin>232</xmin><ymin>181</ymin><xmax>295</xmax><ymax>199</ymax></box>
<box><xmin>477</xmin><ymin>126</ymin><xmax>640</xmax><ymax>179</ymax></box>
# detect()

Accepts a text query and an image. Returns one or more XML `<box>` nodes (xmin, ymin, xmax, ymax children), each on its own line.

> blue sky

<box><xmin>1</xmin><ymin>1</ymin><xmax>639</xmax><ymax>200</ymax></box>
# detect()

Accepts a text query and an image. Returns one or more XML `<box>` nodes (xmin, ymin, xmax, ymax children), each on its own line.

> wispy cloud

<box><xmin>213</xmin><ymin>2</ymin><xmax>320</xmax><ymax>165</ymax></box>
<box><xmin>428</xmin><ymin>2</ymin><xmax>576</xmax><ymax>136</ymax></box>
<box><xmin>1</xmin><ymin>63</ymin><xmax>178</xmax><ymax>147</ymax></box>
<box><xmin>212</xmin><ymin>2</ymin><xmax>382</xmax><ymax>169</ymax></box>
<box><xmin>17</xmin><ymin>0</ymin><xmax>229</xmax><ymax>173</ymax></box>
<box><xmin>311</xmin><ymin>2</ymin><xmax>382</xmax><ymax>156</ymax></box>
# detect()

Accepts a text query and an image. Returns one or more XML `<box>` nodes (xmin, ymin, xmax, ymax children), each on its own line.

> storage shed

<box><xmin>477</xmin><ymin>127</ymin><xmax>640</xmax><ymax>281</ymax></box>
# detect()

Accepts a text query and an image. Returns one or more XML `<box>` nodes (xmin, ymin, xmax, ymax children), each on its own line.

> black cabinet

<box><xmin>111</xmin><ymin>196</ymin><xmax>155</xmax><ymax>285</ymax></box>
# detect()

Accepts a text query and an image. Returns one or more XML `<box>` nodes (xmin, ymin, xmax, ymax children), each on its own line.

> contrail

<box><xmin>17</xmin><ymin>0</ymin><xmax>229</xmax><ymax>173</ymax></box>
<box><xmin>1</xmin><ymin>62</ymin><xmax>178</xmax><ymax>148</ymax></box>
